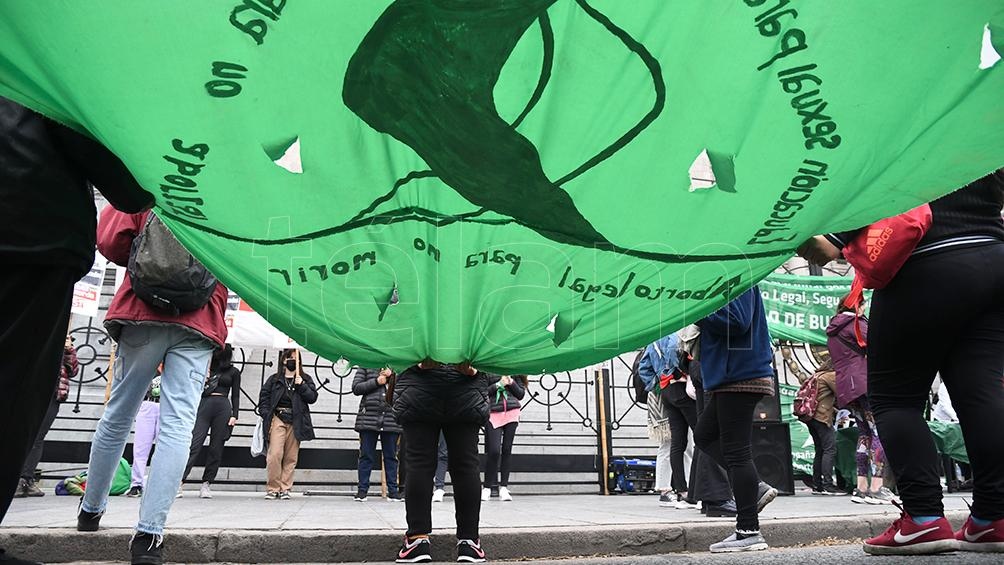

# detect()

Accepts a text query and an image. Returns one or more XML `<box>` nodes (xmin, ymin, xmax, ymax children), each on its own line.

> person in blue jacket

<box><xmin>694</xmin><ymin>286</ymin><xmax>778</xmax><ymax>553</ymax></box>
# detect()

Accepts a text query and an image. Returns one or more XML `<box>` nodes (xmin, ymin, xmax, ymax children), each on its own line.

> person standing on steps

<box><xmin>801</xmin><ymin>358</ymin><xmax>846</xmax><ymax>496</ymax></box>
<box><xmin>125</xmin><ymin>367</ymin><xmax>163</xmax><ymax>499</ymax></box>
<box><xmin>258</xmin><ymin>349</ymin><xmax>318</xmax><ymax>500</ymax></box>
<box><xmin>15</xmin><ymin>336</ymin><xmax>76</xmax><ymax>498</ymax></box>
<box><xmin>481</xmin><ymin>374</ymin><xmax>526</xmax><ymax>503</ymax></box>
<box><xmin>352</xmin><ymin>366</ymin><xmax>402</xmax><ymax>502</ymax></box>
<box><xmin>694</xmin><ymin>286</ymin><xmax>779</xmax><ymax>553</ymax></box>
<box><xmin>182</xmin><ymin>344</ymin><xmax>242</xmax><ymax>499</ymax></box>
<box><xmin>825</xmin><ymin>300</ymin><xmax>894</xmax><ymax>505</ymax></box>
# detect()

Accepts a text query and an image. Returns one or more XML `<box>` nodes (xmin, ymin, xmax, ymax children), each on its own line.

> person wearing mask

<box><xmin>801</xmin><ymin>358</ymin><xmax>845</xmax><ymax>496</ymax></box>
<box><xmin>0</xmin><ymin>96</ymin><xmax>153</xmax><ymax>565</ymax></box>
<box><xmin>481</xmin><ymin>375</ymin><xmax>527</xmax><ymax>502</ymax></box>
<box><xmin>800</xmin><ymin>169</ymin><xmax>1004</xmax><ymax>555</ymax></box>
<box><xmin>694</xmin><ymin>287</ymin><xmax>779</xmax><ymax>553</ymax></box>
<box><xmin>391</xmin><ymin>361</ymin><xmax>489</xmax><ymax>563</ymax></box>
<box><xmin>183</xmin><ymin>345</ymin><xmax>242</xmax><ymax>499</ymax></box>
<box><xmin>76</xmin><ymin>206</ymin><xmax>229</xmax><ymax>565</ymax></box>
<box><xmin>432</xmin><ymin>434</ymin><xmax>449</xmax><ymax>503</ymax></box>
<box><xmin>126</xmin><ymin>369</ymin><xmax>163</xmax><ymax>499</ymax></box>
<box><xmin>15</xmin><ymin>336</ymin><xmax>76</xmax><ymax>498</ymax></box>
<box><xmin>826</xmin><ymin>301</ymin><xmax>892</xmax><ymax>505</ymax></box>
<box><xmin>258</xmin><ymin>349</ymin><xmax>318</xmax><ymax>500</ymax></box>
<box><xmin>352</xmin><ymin>367</ymin><xmax>403</xmax><ymax>502</ymax></box>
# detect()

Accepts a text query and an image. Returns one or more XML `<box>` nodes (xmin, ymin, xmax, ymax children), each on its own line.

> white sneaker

<box><xmin>674</xmin><ymin>498</ymin><xmax>700</xmax><ymax>510</ymax></box>
<box><xmin>199</xmin><ymin>482</ymin><xmax>213</xmax><ymax>499</ymax></box>
<box><xmin>481</xmin><ymin>488</ymin><xmax>491</xmax><ymax>502</ymax></box>
<box><xmin>432</xmin><ymin>488</ymin><xmax>446</xmax><ymax>503</ymax></box>
<box><xmin>499</xmin><ymin>487</ymin><xmax>512</xmax><ymax>502</ymax></box>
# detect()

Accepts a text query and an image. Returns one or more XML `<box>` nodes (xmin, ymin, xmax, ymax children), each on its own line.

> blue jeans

<box><xmin>82</xmin><ymin>325</ymin><xmax>212</xmax><ymax>535</ymax></box>
<box><xmin>358</xmin><ymin>430</ymin><xmax>400</xmax><ymax>495</ymax></box>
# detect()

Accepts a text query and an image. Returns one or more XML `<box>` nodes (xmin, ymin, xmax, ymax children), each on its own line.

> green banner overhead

<box><xmin>761</xmin><ymin>274</ymin><xmax>871</xmax><ymax>345</ymax></box>
<box><xmin>1</xmin><ymin>2</ymin><xmax>1002</xmax><ymax>372</ymax></box>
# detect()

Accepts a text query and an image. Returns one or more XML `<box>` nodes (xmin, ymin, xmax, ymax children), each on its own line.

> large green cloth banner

<box><xmin>761</xmin><ymin>274</ymin><xmax>871</xmax><ymax>345</ymax></box>
<box><xmin>1</xmin><ymin>2</ymin><xmax>1002</xmax><ymax>371</ymax></box>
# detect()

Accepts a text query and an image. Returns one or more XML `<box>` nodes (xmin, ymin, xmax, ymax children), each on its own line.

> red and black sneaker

<box><xmin>863</xmin><ymin>505</ymin><xmax>958</xmax><ymax>556</ymax></box>
<box><xmin>396</xmin><ymin>536</ymin><xmax>432</xmax><ymax>563</ymax></box>
<box><xmin>957</xmin><ymin>515</ymin><xmax>1004</xmax><ymax>552</ymax></box>
<box><xmin>456</xmin><ymin>538</ymin><xmax>487</xmax><ymax>563</ymax></box>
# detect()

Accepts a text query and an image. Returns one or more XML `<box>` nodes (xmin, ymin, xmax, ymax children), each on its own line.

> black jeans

<box><xmin>869</xmin><ymin>243</ymin><xmax>1004</xmax><ymax>520</ymax></box>
<box><xmin>184</xmin><ymin>395</ymin><xmax>233</xmax><ymax>483</ymax></box>
<box><xmin>806</xmin><ymin>419</ymin><xmax>836</xmax><ymax>489</ymax></box>
<box><xmin>434</xmin><ymin>433</ymin><xmax>448</xmax><ymax>489</ymax></box>
<box><xmin>403</xmin><ymin>422</ymin><xmax>481</xmax><ymax>539</ymax></box>
<box><xmin>694</xmin><ymin>391</ymin><xmax>765</xmax><ymax>531</ymax></box>
<box><xmin>20</xmin><ymin>396</ymin><xmax>61</xmax><ymax>480</ymax></box>
<box><xmin>483</xmin><ymin>421</ymin><xmax>517</xmax><ymax>489</ymax></box>
<box><xmin>0</xmin><ymin>267</ymin><xmax>75</xmax><ymax>523</ymax></box>
<box><xmin>357</xmin><ymin>430</ymin><xmax>400</xmax><ymax>494</ymax></box>
<box><xmin>664</xmin><ymin>386</ymin><xmax>697</xmax><ymax>493</ymax></box>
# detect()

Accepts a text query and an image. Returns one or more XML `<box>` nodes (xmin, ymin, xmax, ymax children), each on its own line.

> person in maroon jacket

<box><xmin>76</xmin><ymin>207</ymin><xmax>228</xmax><ymax>565</ymax></box>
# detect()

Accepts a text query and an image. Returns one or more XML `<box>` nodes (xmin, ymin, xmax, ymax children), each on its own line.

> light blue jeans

<box><xmin>82</xmin><ymin>325</ymin><xmax>213</xmax><ymax>535</ymax></box>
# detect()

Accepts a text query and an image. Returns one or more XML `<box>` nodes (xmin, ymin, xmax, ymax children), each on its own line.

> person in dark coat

<box><xmin>352</xmin><ymin>366</ymin><xmax>403</xmax><ymax>501</ymax></box>
<box><xmin>257</xmin><ymin>349</ymin><xmax>318</xmax><ymax>499</ymax></box>
<box><xmin>391</xmin><ymin>361</ymin><xmax>489</xmax><ymax>564</ymax></box>
<box><xmin>0</xmin><ymin>96</ymin><xmax>152</xmax><ymax>565</ymax></box>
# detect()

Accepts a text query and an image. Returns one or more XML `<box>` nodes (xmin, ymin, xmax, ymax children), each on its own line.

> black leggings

<box><xmin>402</xmin><ymin>422</ymin><xmax>481</xmax><ymax>539</ymax></box>
<box><xmin>664</xmin><ymin>388</ymin><xmax>698</xmax><ymax>493</ymax></box>
<box><xmin>806</xmin><ymin>419</ymin><xmax>836</xmax><ymax>489</ymax></box>
<box><xmin>694</xmin><ymin>391</ymin><xmax>765</xmax><ymax>531</ymax></box>
<box><xmin>869</xmin><ymin>243</ymin><xmax>1004</xmax><ymax>520</ymax></box>
<box><xmin>184</xmin><ymin>395</ymin><xmax>233</xmax><ymax>484</ymax></box>
<box><xmin>484</xmin><ymin>421</ymin><xmax>518</xmax><ymax>489</ymax></box>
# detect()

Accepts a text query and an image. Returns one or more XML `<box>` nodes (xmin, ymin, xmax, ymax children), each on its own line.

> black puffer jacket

<box><xmin>486</xmin><ymin>375</ymin><xmax>526</xmax><ymax>413</ymax></box>
<box><xmin>392</xmin><ymin>365</ymin><xmax>490</xmax><ymax>426</ymax></box>
<box><xmin>0</xmin><ymin>97</ymin><xmax>153</xmax><ymax>277</ymax></box>
<box><xmin>352</xmin><ymin>367</ymin><xmax>402</xmax><ymax>434</ymax></box>
<box><xmin>258</xmin><ymin>372</ymin><xmax>319</xmax><ymax>442</ymax></box>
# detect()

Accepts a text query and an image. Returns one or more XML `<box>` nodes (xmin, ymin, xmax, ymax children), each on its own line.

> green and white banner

<box><xmin>761</xmin><ymin>274</ymin><xmax>871</xmax><ymax>345</ymax></box>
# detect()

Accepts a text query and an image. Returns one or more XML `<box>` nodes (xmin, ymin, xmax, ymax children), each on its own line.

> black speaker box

<box><xmin>752</xmin><ymin>421</ymin><xmax>794</xmax><ymax>495</ymax></box>
<box><xmin>752</xmin><ymin>377</ymin><xmax>782</xmax><ymax>422</ymax></box>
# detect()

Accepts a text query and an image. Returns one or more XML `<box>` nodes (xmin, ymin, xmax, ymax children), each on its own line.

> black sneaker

<box><xmin>456</xmin><ymin>539</ymin><xmax>486</xmax><ymax>563</ymax></box>
<box><xmin>130</xmin><ymin>532</ymin><xmax>164</xmax><ymax>565</ymax></box>
<box><xmin>22</xmin><ymin>479</ymin><xmax>44</xmax><ymax>498</ymax></box>
<box><xmin>396</xmin><ymin>536</ymin><xmax>432</xmax><ymax>563</ymax></box>
<box><xmin>126</xmin><ymin>486</ymin><xmax>143</xmax><ymax>498</ymax></box>
<box><xmin>76</xmin><ymin>501</ymin><xmax>103</xmax><ymax>532</ymax></box>
<box><xmin>354</xmin><ymin>490</ymin><xmax>368</xmax><ymax>502</ymax></box>
<box><xmin>820</xmin><ymin>484</ymin><xmax>849</xmax><ymax>496</ymax></box>
<box><xmin>658</xmin><ymin>492</ymin><xmax>675</xmax><ymax>507</ymax></box>
<box><xmin>279</xmin><ymin>491</ymin><xmax>292</xmax><ymax>500</ymax></box>
<box><xmin>387</xmin><ymin>491</ymin><xmax>405</xmax><ymax>502</ymax></box>
<box><xmin>705</xmin><ymin>499</ymin><xmax>738</xmax><ymax>518</ymax></box>
<box><xmin>0</xmin><ymin>546</ymin><xmax>42</xmax><ymax>565</ymax></box>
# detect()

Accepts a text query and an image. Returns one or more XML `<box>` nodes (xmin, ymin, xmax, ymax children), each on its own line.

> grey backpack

<box><xmin>127</xmin><ymin>213</ymin><xmax>218</xmax><ymax>315</ymax></box>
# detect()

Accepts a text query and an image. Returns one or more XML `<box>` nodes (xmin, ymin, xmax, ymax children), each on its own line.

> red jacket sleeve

<box><xmin>97</xmin><ymin>207</ymin><xmax>145</xmax><ymax>267</ymax></box>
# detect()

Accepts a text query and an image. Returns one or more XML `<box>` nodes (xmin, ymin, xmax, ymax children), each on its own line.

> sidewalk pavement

<box><xmin>1</xmin><ymin>490</ymin><xmax>974</xmax><ymax>563</ymax></box>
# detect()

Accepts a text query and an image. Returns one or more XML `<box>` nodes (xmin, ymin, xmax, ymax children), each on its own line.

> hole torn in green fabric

<box><xmin>263</xmin><ymin>136</ymin><xmax>302</xmax><ymax>173</ymax></box>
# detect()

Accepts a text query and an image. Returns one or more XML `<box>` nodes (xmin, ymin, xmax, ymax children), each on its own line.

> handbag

<box><xmin>250</xmin><ymin>416</ymin><xmax>265</xmax><ymax>457</ymax></box>
<box><xmin>842</xmin><ymin>204</ymin><xmax>932</xmax><ymax>347</ymax></box>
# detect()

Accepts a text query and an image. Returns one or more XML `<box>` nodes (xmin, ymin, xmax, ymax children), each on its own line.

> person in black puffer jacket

<box><xmin>390</xmin><ymin>362</ymin><xmax>489</xmax><ymax>564</ymax></box>
<box><xmin>482</xmin><ymin>375</ymin><xmax>527</xmax><ymax>502</ymax></box>
<box><xmin>257</xmin><ymin>349</ymin><xmax>318</xmax><ymax>499</ymax></box>
<box><xmin>352</xmin><ymin>367</ymin><xmax>403</xmax><ymax>502</ymax></box>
